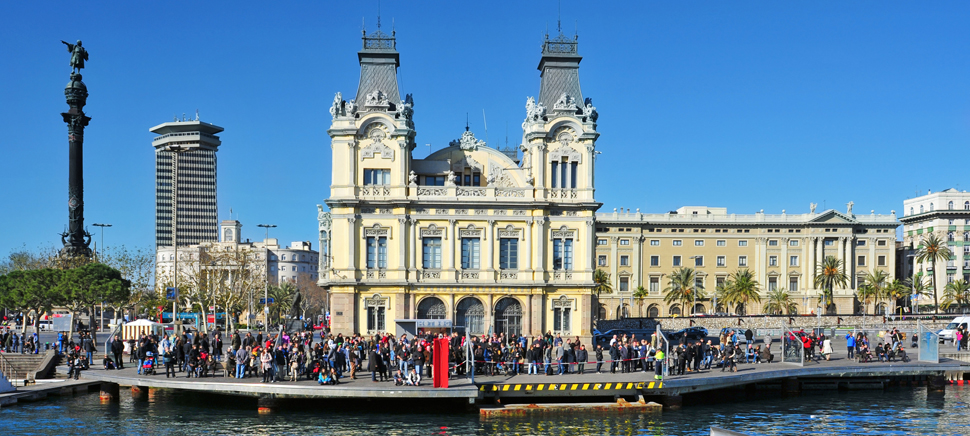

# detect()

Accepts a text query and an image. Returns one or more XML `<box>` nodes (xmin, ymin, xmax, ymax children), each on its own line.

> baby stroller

<box><xmin>142</xmin><ymin>352</ymin><xmax>156</xmax><ymax>376</ymax></box>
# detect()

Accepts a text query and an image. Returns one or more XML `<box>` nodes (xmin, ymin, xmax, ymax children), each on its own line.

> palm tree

<box><xmin>884</xmin><ymin>279</ymin><xmax>909</xmax><ymax>315</ymax></box>
<box><xmin>942</xmin><ymin>279</ymin><xmax>970</xmax><ymax>311</ymax></box>
<box><xmin>906</xmin><ymin>274</ymin><xmax>930</xmax><ymax>313</ymax></box>
<box><xmin>763</xmin><ymin>288</ymin><xmax>797</xmax><ymax>315</ymax></box>
<box><xmin>723</xmin><ymin>269</ymin><xmax>761</xmax><ymax>315</ymax></box>
<box><xmin>915</xmin><ymin>234</ymin><xmax>953</xmax><ymax>312</ymax></box>
<box><xmin>856</xmin><ymin>283</ymin><xmax>878</xmax><ymax>315</ymax></box>
<box><xmin>268</xmin><ymin>281</ymin><xmax>298</xmax><ymax>324</ymax></box>
<box><xmin>663</xmin><ymin>267</ymin><xmax>705</xmax><ymax>316</ymax></box>
<box><xmin>592</xmin><ymin>269</ymin><xmax>612</xmax><ymax>297</ymax></box>
<box><xmin>860</xmin><ymin>270</ymin><xmax>889</xmax><ymax>314</ymax></box>
<box><xmin>814</xmin><ymin>256</ymin><xmax>848</xmax><ymax>313</ymax></box>
<box><xmin>633</xmin><ymin>285</ymin><xmax>649</xmax><ymax>317</ymax></box>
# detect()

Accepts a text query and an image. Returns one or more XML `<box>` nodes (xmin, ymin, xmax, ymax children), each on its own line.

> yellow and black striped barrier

<box><xmin>479</xmin><ymin>381</ymin><xmax>662</xmax><ymax>392</ymax></box>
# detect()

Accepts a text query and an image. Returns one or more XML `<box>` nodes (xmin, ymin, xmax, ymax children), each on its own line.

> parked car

<box><xmin>666</xmin><ymin>327</ymin><xmax>709</xmax><ymax>342</ymax></box>
<box><xmin>38</xmin><ymin>320</ymin><xmax>54</xmax><ymax>331</ymax></box>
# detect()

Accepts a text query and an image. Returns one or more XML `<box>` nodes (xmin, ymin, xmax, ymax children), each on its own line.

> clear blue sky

<box><xmin>2</xmin><ymin>1</ymin><xmax>969</xmax><ymax>255</ymax></box>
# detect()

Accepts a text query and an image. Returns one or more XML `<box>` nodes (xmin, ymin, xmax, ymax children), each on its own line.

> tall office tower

<box><xmin>151</xmin><ymin>118</ymin><xmax>224</xmax><ymax>247</ymax></box>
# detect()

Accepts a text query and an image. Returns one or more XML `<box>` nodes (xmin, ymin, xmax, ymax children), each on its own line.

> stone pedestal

<box><xmin>99</xmin><ymin>382</ymin><xmax>119</xmax><ymax>402</ymax></box>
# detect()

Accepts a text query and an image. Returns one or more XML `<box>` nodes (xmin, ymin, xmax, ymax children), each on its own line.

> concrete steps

<box><xmin>0</xmin><ymin>353</ymin><xmax>49</xmax><ymax>382</ymax></box>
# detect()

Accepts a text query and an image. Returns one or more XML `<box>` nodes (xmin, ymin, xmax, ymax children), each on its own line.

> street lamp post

<box><xmin>167</xmin><ymin>145</ymin><xmax>189</xmax><ymax>336</ymax></box>
<box><xmin>258</xmin><ymin>224</ymin><xmax>276</xmax><ymax>327</ymax></box>
<box><xmin>93</xmin><ymin>223</ymin><xmax>112</xmax><ymax>332</ymax></box>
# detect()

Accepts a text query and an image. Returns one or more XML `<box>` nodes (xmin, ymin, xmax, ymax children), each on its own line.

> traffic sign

<box><xmin>259</xmin><ymin>298</ymin><xmax>275</xmax><ymax>304</ymax></box>
<box><xmin>165</xmin><ymin>287</ymin><xmax>178</xmax><ymax>301</ymax></box>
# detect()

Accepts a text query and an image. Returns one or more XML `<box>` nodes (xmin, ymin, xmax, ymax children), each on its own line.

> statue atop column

<box><xmin>61</xmin><ymin>40</ymin><xmax>89</xmax><ymax>75</ymax></box>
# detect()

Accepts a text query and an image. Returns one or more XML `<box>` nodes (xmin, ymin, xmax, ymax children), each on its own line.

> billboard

<box><xmin>51</xmin><ymin>313</ymin><xmax>73</xmax><ymax>332</ymax></box>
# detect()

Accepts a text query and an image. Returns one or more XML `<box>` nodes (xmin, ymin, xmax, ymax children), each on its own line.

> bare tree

<box><xmin>295</xmin><ymin>272</ymin><xmax>327</xmax><ymax>322</ymax></box>
<box><xmin>102</xmin><ymin>245</ymin><xmax>155</xmax><ymax>323</ymax></box>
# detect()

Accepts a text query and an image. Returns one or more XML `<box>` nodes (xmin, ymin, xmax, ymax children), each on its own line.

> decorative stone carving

<box><xmin>552</xmin><ymin>227</ymin><xmax>576</xmax><ymax>239</ymax></box>
<box><xmin>360</xmin><ymin>126</ymin><xmax>394</xmax><ymax>161</ymax></box>
<box><xmin>420</xmin><ymin>224</ymin><xmax>445</xmax><ymax>238</ymax></box>
<box><xmin>500</xmin><ymin>271</ymin><xmax>518</xmax><ymax>280</ymax></box>
<box><xmin>497</xmin><ymin>225</ymin><xmax>522</xmax><ymax>239</ymax></box>
<box><xmin>512</xmin><ymin>210</ymin><xmax>527</xmax><ymax>216</ymax></box>
<box><xmin>450</xmin><ymin>130</ymin><xmax>486</xmax><ymax>151</ymax></box>
<box><xmin>346</xmin><ymin>99</ymin><xmax>358</xmax><ymax>115</ymax></box>
<box><xmin>524</xmin><ymin>96</ymin><xmax>547</xmax><ymax>125</ymax></box>
<box><xmin>446</xmin><ymin>171</ymin><xmax>457</xmax><ymax>186</ymax></box>
<box><xmin>457</xmin><ymin>187</ymin><xmax>486</xmax><ymax>197</ymax></box>
<box><xmin>364</xmin><ymin>293</ymin><xmax>388</xmax><ymax>307</ymax></box>
<box><xmin>453</xmin><ymin>154</ymin><xmax>483</xmax><ymax>172</ymax></box>
<box><xmin>459</xmin><ymin>225</ymin><xmax>482</xmax><ymax>238</ymax></box>
<box><xmin>582</xmin><ymin>97</ymin><xmax>598</xmax><ymax>122</ymax></box>
<box><xmin>329</xmin><ymin>92</ymin><xmax>342</xmax><ymax>119</ymax></box>
<box><xmin>455</xmin><ymin>209</ymin><xmax>469</xmax><ymax>215</ymax></box>
<box><xmin>364</xmin><ymin>90</ymin><xmax>389</xmax><ymax>109</ymax></box>
<box><xmin>496</xmin><ymin>188</ymin><xmax>525</xmax><ymax>198</ymax></box>
<box><xmin>488</xmin><ymin>161</ymin><xmax>515</xmax><ymax>188</ymax></box>
<box><xmin>474</xmin><ymin>209</ymin><xmax>487</xmax><ymax>215</ymax></box>
<box><xmin>420</xmin><ymin>270</ymin><xmax>441</xmax><ymax>280</ymax></box>
<box><xmin>460</xmin><ymin>271</ymin><xmax>480</xmax><ymax>280</ymax></box>
<box><xmin>434</xmin><ymin>209</ymin><xmax>448</xmax><ymax>214</ymax></box>
<box><xmin>553</xmin><ymin>92</ymin><xmax>578</xmax><ymax>112</ymax></box>
<box><xmin>408</xmin><ymin>170</ymin><xmax>417</xmax><ymax>185</ymax></box>
<box><xmin>416</xmin><ymin>187</ymin><xmax>447</xmax><ymax>196</ymax></box>
<box><xmin>494</xmin><ymin>210</ymin><xmax>507</xmax><ymax>215</ymax></box>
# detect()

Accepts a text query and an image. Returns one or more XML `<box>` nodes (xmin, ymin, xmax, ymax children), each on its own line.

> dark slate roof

<box><xmin>537</xmin><ymin>33</ymin><xmax>583</xmax><ymax>109</ymax></box>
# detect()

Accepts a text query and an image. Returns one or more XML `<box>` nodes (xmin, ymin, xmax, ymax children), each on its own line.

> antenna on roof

<box><xmin>195</xmin><ymin>109</ymin><xmax>199</xmax><ymax>121</ymax></box>
<box><xmin>483</xmin><ymin>109</ymin><xmax>489</xmax><ymax>145</ymax></box>
<box><xmin>466</xmin><ymin>113</ymin><xmax>469</xmax><ymax>131</ymax></box>
<box><xmin>557</xmin><ymin>0</ymin><xmax>562</xmax><ymax>33</ymax></box>
<box><xmin>377</xmin><ymin>0</ymin><xmax>382</xmax><ymax>30</ymax></box>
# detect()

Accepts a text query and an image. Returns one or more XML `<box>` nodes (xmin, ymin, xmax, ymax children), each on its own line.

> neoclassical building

<box><xmin>318</xmin><ymin>27</ymin><xmax>601</xmax><ymax>338</ymax></box>
<box><xmin>595</xmin><ymin>205</ymin><xmax>899</xmax><ymax>317</ymax></box>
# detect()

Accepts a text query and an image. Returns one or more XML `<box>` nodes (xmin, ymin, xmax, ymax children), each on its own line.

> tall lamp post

<box><xmin>258</xmin><ymin>224</ymin><xmax>276</xmax><ymax>327</ymax></box>
<box><xmin>93</xmin><ymin>223</ymin><xmax>112</xmax><ymax>331</ymax></box>
<box><xmin>167</xmin><ymin>145</ymin><xmax>189</xmax><ymax>335</ymax></box>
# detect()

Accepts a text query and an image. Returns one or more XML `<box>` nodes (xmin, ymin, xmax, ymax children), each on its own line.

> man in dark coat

<box><xmin>575</xmin><ymin>345</ymin><xmax>588</xmax><ymax>374</ymax></box>
<box><xmin>110</xmin><ymin>336</ymin><xmax>124</xmax><ymax>369</ymax></box>
<box><xmin>368</xmin><ymin>346</ymin><xmax>379</xmax><ymax>382</ymax></box>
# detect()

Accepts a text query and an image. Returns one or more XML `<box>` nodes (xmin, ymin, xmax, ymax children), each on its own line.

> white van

<box><xmin>938</xmin><ymin>316</ymin><xmax>970</xmax><ymax>343</ymax></box>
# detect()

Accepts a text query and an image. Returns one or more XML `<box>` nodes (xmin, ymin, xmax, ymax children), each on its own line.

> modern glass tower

<box><xmin>151</xmin><ymin>118</ymin><xmax>223</xmax><ymax>247</ymax></box>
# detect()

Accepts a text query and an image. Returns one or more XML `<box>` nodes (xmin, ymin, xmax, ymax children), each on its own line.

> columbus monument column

<box><xmin>59</xmin><ymin>40</ymin><xmax>93</xmax><ymax>258</ymax></box>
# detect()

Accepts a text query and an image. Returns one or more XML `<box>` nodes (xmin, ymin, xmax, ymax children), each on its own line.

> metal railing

<box><xmin>0</xmin><ymin>352</ymin><xmax>25</xmax><ymax>383</ymax></box>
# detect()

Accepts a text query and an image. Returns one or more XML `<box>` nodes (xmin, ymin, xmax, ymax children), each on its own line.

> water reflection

<box><xmin>4</xmin><ymin>387</ymin><xmax>970</xmax><ymax>435</ymax></box>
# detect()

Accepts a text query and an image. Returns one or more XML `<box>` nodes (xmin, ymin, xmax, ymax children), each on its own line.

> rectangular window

<box><xmin>553</xmin><ymin>238</ymin><xmax>573</xmax><ymax>270</ymax></box>
<box><xmin>769</xmin><ymin>256</ymin><xmax>778</xmax><ymax>267</ymax></box>
<box><xmin>550</xmin><ymin>162</ymin><xmax>559</xmax><ymax>188</ymax></box>
<box><xmin>423</xmin><ymin>175</ymin><xmax>445</xmax><ymax>186</ymax></box>
<box><xmin>570</xmin><ymin>162</ymin><xmax>578</xmax><ymax>189</ymax></box>
<box><xmin>620</xmin><ymin>255</ymin><xmax>629</xmax><ymax>266</ymax></box>
<box><xmin>790</xmin><ymin>255</ymin><xmax>798</xmax><ymax>267</ymax></box>
<box><xmin>768</xmin><ymin>277</ymin><xmax>777</xmax><ymax>291</ymax></box>
<box><xmin>649</xmin><ymin>277</ymin><xmax>660</xmax><ymax>293</ymax></box>
<box><xmin>650</xmin><ymin>255</ymin><xmax>660</xmax><ymax>266</ymax></box>
<box><xmin>673</xmin><ymin>255</ymin><xmax>682</xmax><ymax>267</ymax></box>
<box><xmin>553</xmin><ymin>307</ymin><xmax>571</xmax><ymax>333</ymax></box>
<box><xmin>877</xmin><ymin>240</ymin><xmax>887</xmax><ymax>246</ymax></box>
<box><xmin>694</xmin><ymin>256</ymin><xmax>704</xmax><ymax>267</ymax></box>
<box><xmin>499</xmin><ymin>238</ymin><xmax>518</xmax><ymax>270</ymax></box>
<box><xmin>738</xmin><ymin>240</ymin><xmax>748</xmax><ymax>247</ymax></box>
<box><xmin>650</xmin><ymin>240</ymin><xmax>660</xmax><ymax>246</ymax></box>
<box><xmin>694</xmin><ymin>240</ymin><xmax>704</xmax><ymax>246</ymax></box>
<box><xmin>363</xmin><ymin>169</ymin><xmax>391</xmax><ymax>185</ymax></box>
<box><xmin>768</xmin><ymin>239</ymin><xmax>778</xmax><ymax>246</ymax></box>
<box><xmin>716</xmin><ymin>240</ymin><xmax>726</xmax><ymax>247</ymax></box>
<box><xmin>716</xmin><ymin>256</ymin><xmax>725</xmax><ymax>267</ymax></box>
<box><xmin>857</xmin><ymin>255</ymin><xmax>866</xmax><ymax>267</ymax></box>
<box><xmin>790</xmin><ymin>276</ymin><xmax>798</xmax><ymax>291</ymax></box>
<box><xmin>460</xmin><ymin>237</ymin><xmax>480</xmax><ymax>269</ymax></box>
<box><xmin>560</xmin><ymin>160</ymin><xmax>567</xmax><ymax>190</ymax></box>
<box><xmin>857</xmin><ymin>240</ymin><xmax>866</xmax><ymax>246</ymax></box>
<box><xmin>672</xmin><ymin>240</ymin><xmax>683</xmax><ymax>246</ymax></box>
<box><xmin>422</xmin><ymin>237</ymin><xmax>442</xmax><ymax>269</ymax></box>
<box><xmin>597</xmin><ymin>239</ymin><xmax>608</xmax><ymax>245</ymax></box>
<box><xmin>619</xmin><ymin>277</ymin><xmax>629</xmax><ymax>292</ymax></box>
<box><xmin>365</xmin><ymin>236</ymin><xmax>388</xmax><ymax>269</ymax></box>
<box><xmin>877</xmin><ymin>255</ymin><xmax>886</xmax><ymax>267</ymax></box>
<box><xmin>597</xmin><ymin>255</ymin><xmax>607</xmax><ymax>267</ymax></box>
<box><xmin>789</xmin><ymin>239</ymin><xmax>799</xmax><ymax>246</ymax></box>
<box><xmin>367</xmin><ymin>306</ymin><xmax>385</xmax><ymax>331</ymax></box>
<box><xmin>620</xmin><ymin>239</ymin><xmax>630</xmax><ymax>246</ymax></box>
<box><xmin>738</xmin><ymin>256</ymin><xmax>748</xmax><ymax>267</ymax></box>
<box><xmin>824</xmin><ymin>240</ymin><xmax>834</xmax><ymax>246</ymax></box>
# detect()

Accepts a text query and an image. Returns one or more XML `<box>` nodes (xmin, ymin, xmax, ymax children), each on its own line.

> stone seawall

<box><xmin>597</xmin><ymin>315</ymin><xmax>951</xmax><ymax>334</ymax></box>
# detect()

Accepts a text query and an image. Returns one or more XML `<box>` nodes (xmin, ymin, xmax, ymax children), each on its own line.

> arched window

<box><xmin>456</xmin><ymin>297</ymin><xmax>485</xmax><ymax>335</ymax></box>
<box><xmin>597</xmin><ymin>304</ymin><xmax>607</xmax><ymax>321</ymax></box>
<box><xmin>417</xmin><ymin>297</ymin><xmax>447</xmax><ymax>320</ymax></box>
<box><xmin>910</xmin><ymin>207</ymin><xmax>914</xmax><ymax>216</ymax></box>
<box><xmin>949</xmin><ymin>232</ymin><xmax>955</xmax><ymax>242</ymax></box>
<box><xmin>965</xmin><ymin>201</ymin><xmax>969</xmax><ymax>210</ymax></box>
<box><xmin>964</xmin><ymin>232</ymin><xmax>969</xmax><ymax>242</ymax></box>
<box><xmin>494</xmin><ymin>297</ymin><xmax>522</xmax><ymax>337</ymax></box>
<box><xmin>920</xmin><ymin>205</ymin><xmax>924</xmax><ymax>213</ymax></box>
<box><xmin>949</xmin><ymin>201</ymin><xmax>954</xmax><ymax>210</ymax></box>
<box><xmin>281</xmin><ymin>255</ymin><xmax>286</xmax><ymax>261</ymax></box>
<box><xmin>669</xmin><ymin>305</ymin><xmax>682</xmax><ymax>316</ymax></box>
<box><xmin>930</xmin><ymin>203</ymin><xmax>935</xmax><ymax>211</ymax></box>
<box><xmin>224</xmin><ymin>228</ymin><xmax>233</xmax><ymax>242</ymax></box>
<box><xmin>647</xmin><ymin>304</ymin><xmax>660</xmax><ymax>318</ymax></box>
<box><xmin>735</xmin><ymin>304</ymin><xmax>746</xmax><ymax>316</ymax></box>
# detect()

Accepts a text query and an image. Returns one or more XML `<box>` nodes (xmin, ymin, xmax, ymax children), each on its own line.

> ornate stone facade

<box><xmin>319</xmin><ymin>29</ymin><xmax>601</xmax><ymax>339</ymax></box>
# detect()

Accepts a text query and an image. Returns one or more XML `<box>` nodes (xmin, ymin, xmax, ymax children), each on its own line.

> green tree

<box><xmin>884</xmin><ymin>278</ymin><xmax>908</xmax><ymax>315</ymax></box>
<box><xmin>942</xmin><ymin>279</ymin><xmax>970</xmax><ymax>311</ymax></box>
<box><xmin>915</xmin><ymin>234</ymin><xmax>953</xmax><ymax>312</ymax></box>
<box><xmin>860</xmin><ymin>270</ymin><xmax>889</xmax><ymax>314</ymax></box>
<box><xmin>722</xmin><ymin>269</ymin><xmax>761</xmax><ymax>315</ymax></box>
<box><xmin>0</xmin><ymin>269</ymin><xmax>62</xmax><ymax>334</ymax></box>
<box><xmin>268</xmin><ymin>282</ymin><xmax>299</xmax><ymax>324</ymax></box>
<box><xmin>59</xmin><ymin>263</ymin><xmax>131</xmax><ymax>341</ymax></box>
<box><xmin>664</xmin><ymin>267</ymin><xmax>704</xmax><ymax>316</ymax></box>
<box><xmin>592</xmin><ymin>269</ymin><xmax>612</xmax><ymax>296</ymax></box>
<box><xmin>633</xmin><ymin>285</ymin><xmax>649</xmax><ymax>317</ymax></box>
<box><xmin>763</xmin><ymin>288</ymin><xmax>797</xmax><ymax>315</ymax></box>
<box><xmin>906</xmin><ymin>274</ymin><xmax>929</xmax><ymax>313</ymax></box>
<box><xmin>814</xmin><ymin>256</ymin><xmax>848</xmax><ymax>313</ymax></box>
